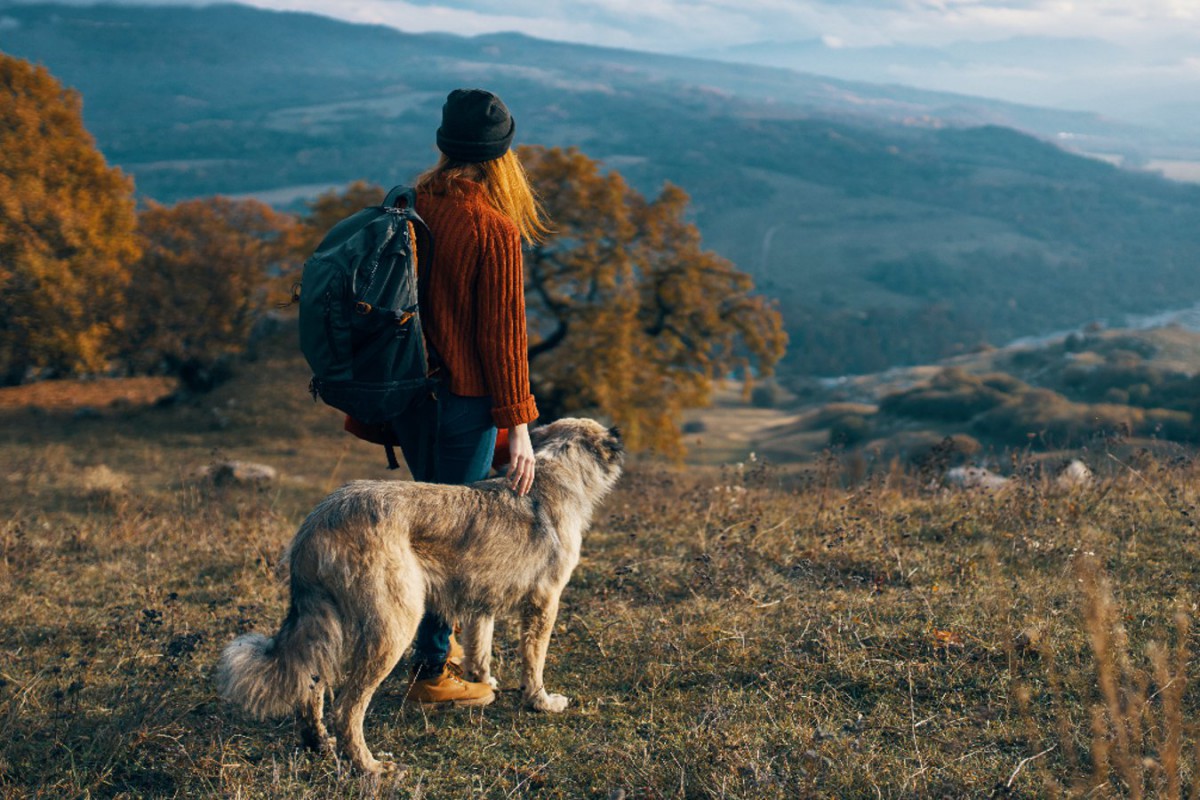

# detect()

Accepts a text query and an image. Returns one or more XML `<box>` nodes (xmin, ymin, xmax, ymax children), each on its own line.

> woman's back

<box><xmin>416</xmin><ymin>177</ymin><xmax>536</xmax><ymax>430</ymax></box>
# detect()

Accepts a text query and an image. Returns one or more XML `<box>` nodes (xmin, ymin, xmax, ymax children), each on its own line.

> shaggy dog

<box><xmin>217</xmin><ymin>418</ymin><xmax>624</xmax><ymax>775</ymax></box>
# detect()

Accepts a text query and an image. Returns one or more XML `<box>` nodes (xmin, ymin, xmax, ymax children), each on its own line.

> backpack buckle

<box><xmin>396</xmin><ymin>311</ymin><xmax>414</xmax><ymax>326</ymax></box>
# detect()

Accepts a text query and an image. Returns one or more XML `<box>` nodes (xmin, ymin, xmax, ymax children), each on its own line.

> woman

<box><xmin>397</xmin><ymin>88</ymin><xmax>549</xmax><ymax>707</ymax></box>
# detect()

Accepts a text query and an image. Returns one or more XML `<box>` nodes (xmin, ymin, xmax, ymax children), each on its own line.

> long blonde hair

<box><xmin>415</xmin><ymin>150</ymin><xmax>551</xmax><ymax>244</ymax></box>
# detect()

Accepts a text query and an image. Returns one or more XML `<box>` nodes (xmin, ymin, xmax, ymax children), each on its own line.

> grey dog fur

<box><xmin>217</xmin><ymin>418</ymin><xmax>624</xmax><ymax>775</ymax></box>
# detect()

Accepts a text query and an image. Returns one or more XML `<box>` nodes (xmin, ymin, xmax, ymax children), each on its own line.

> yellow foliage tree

<box><xmin>298</xmin><ymin>180</ymin><xmax>385</xmax><ymax>252</ymax></box>
<box><xmin>294</xmin><ymin>153</ymin><xmax>787</xmax><ymax>457</ymax></box>
<box><xmin>274</xmin><ymin>181</ymin><xmax>385</xmax><ymax>304</ymax></box>
<box><xmin>521</xmin><ymin>146</ymin><xmax>788</xmax><ymax>457</ymax></box>
<box><xmin>125</xmin><ymin>197</ymin><xmax>301</xmax><ymax>390</ymax></box>
<box><xmin>0</xmin><ymin>54</ymin><xmax>140</xmax><ymax>383</ymax></box>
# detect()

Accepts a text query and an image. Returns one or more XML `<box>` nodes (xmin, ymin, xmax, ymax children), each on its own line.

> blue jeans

<box><xmin>394</xmin><ymin>392</ymin><xmax>497</xmax><ymax>676</ymax></box>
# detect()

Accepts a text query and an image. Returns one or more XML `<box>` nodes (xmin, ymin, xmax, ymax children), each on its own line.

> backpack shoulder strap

<box><xmin>382</xmin><ymin>185</ymin><xmax>416</xmax><ymax>210</ymax></box>
<box><xmin>383</xmin><ymin>185</ymin><xmax>433</xmax><ymax>267</ymax></box>
<box><xmin>381</xmin><ymin>184</ymin><xmax>444</xmax><ymax>378</ymax></box>
<box><xmin>402</xmin><ymin>193</ymin><xmax>442</xmax><ymax>377</ymax></box>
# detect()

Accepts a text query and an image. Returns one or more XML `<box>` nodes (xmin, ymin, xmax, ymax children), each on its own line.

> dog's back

<box><xmin>297</xmin><ymin>477</ymin><xmax>574</xmax><ymax>620</ymax></box>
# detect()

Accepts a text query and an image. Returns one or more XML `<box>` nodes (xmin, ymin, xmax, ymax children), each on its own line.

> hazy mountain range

<box><xmin>700</xmin><ymin>34</ymin><xmax>1200</xmax><ymax>149</ymax></box>
<box><xmin>4</xmin><ymin>2</ymin><xmax>1200</xmax><ymax>375</ymax></box>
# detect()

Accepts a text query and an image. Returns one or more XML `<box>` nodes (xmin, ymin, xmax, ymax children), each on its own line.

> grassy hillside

<box><xmin>6</xmin><ymin>3</ymin><xmax>1200</xmax><ymax>375</ymax></box>
<box><xmin>699</xmin><ymin>326</ymin><xmax>1200</xmax><ymax>471</ymax></box>
<box><xmin>3</xmin><ymin>334</ymin><xmax>1200</xmax><ymax>796</ymax></box>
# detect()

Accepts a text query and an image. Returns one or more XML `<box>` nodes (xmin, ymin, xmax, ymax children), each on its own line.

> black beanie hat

<box><xmin>436</xmin><ymin>88</ymin><xmax>515</xmax><ymax>163</ymax></box>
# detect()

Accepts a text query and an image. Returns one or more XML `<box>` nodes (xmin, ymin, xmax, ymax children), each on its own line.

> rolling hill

<box><xmin>5</xmin><ymin>2</ymin><xmax>1200</xmax><ymax>375</ymax></box>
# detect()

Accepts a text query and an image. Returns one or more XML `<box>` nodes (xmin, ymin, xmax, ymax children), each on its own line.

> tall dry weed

<box><xmin>1017</xmin><ymin>563</ymin><xmax>1195</xmax><ymax>798</ymax></box>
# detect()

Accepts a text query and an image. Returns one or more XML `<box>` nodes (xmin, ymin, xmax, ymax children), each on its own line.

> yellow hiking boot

<box><xmin>404</xmin><ymin>663</ymin><xmax>495</xmax><ymax>708</ymax></box>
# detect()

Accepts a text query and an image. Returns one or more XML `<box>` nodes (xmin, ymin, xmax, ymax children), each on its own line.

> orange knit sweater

<box><xmin>416</xmin><ymin>178</ymin><xmax>539</xmax><ymax>429</ymax></box>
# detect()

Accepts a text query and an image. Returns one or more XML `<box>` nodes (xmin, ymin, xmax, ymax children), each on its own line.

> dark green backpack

<box><xmin>298</xmin><ymin>185</ymin><xmax>439</xmax><ymax>469</ymax></box>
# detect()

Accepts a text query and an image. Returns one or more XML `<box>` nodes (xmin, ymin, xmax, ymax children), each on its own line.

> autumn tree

<box><xmin>266</xmin><ymin>180</ymin><xmax>386</xmax><ymax>304</ymax></box>
<box><xmin>521</xmin><ymin>146</ymin><xmax>787</xmax><ymax>457</ymax></box>
<box><xmin>124</xmin><ymin>197</ymin><xmax>301</xmax><ymax>391</ymax></box>
<box><xmin>0</xmin><ymin>54</ymin><xmax>140</xmax><ymax>384</ymax></box>
<box><xmin>297</xmin><ymin>180</ymin><xmax>385</xmax><ymax>252</ymax></box>
<box><xmin>293</xmin><ymin>153</ymin><xmax>787</xmax><ymax>456</ymax></box>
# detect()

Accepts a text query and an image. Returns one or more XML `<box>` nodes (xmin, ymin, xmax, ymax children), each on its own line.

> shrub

<box><xmin>979</xmin><ymin>372</ymin><xmax>1025</xmax><ymax>393</ymax></box>
<box><xmin>969</xmin><ymin>389</ymin><xmax>1190</xmax><ymax>446</ymax></box>
<box><xmin>907</xmin><ymin>433</ymin><xmax>982</xmax><ymax>466</ymax></box>
<box><xmin>123</xmin><ymin>197</ymin><xmax>300</xmax><ymax>392</ymax></box>
<box><xmin>751</xmin><ymin>382</ymin><xmax>785</xmax><ymax>409</ymax></box>
<box><xmin>1104</xmin><ymin>387</ymin><xmax>1130</xmax><ymax>405</ymax></box>
<box><xmin>879</xmin><ymin>368</ymin><xmax>1016</xmax><ymax>422</ymax></box>
<box><xmin>830</xmin><ymin>414</ymin><xmax>870</xmax><ymax>446</ymax></box>
<box><xmin>1060</xmin><ymin>361</ymin><xmax>1174</xmax><ymax>406</ymax></box>
<box><xmin>1010</xmin><ymin>348</ymin><xmax>1054</xmax><ymax>369</ymax></box>
<box><xmin>1144</xmin><ymin>408</ymin><xmax>1193</xmax><ymax>441</ymax></box>
<box><xmin>805</xmin><ymin>402</ymin><xmax>877</xmax><ymax>430</ymax></box>
<box><xmin>1105</xmin><ymin>348</ymin><xmax>1144</xmax><ymax>367</ymax></box>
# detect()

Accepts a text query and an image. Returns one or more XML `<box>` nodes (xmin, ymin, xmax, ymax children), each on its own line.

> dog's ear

<box><xmin>603</xmin><ymin>427</ymin><xmax>625</xmax><ymax>460</ymax></box>
<box><xmin>578</xmin><ymin>425</ymin><xmax>624</xmax><ymax>465</ymax></box>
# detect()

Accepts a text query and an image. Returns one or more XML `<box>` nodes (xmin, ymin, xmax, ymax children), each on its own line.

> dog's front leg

<box><xmin>460</xmin><ymin>615</ymin><xmax>499</xmax><ymax>688</ymax></box>
<box><xmin>519</xmin><ymin>590</ymin><xmax>568</xmax><ymax>712</ymax></box>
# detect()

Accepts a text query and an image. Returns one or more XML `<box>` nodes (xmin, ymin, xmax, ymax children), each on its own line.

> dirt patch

<box><xmin>0</xmin><ymin>377</ymin><xmax>177</xmax><ymax>410</ymax></box>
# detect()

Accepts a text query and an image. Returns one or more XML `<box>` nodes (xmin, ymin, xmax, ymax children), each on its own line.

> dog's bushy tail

<box><xmin>216</xmin><ymin>584</ymin><xmax>343</xmax><ymax>719</ymax></box>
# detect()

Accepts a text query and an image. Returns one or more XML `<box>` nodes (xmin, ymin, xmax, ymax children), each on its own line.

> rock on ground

<box><xmin>944</xmin><ymin>465</ymin><xmax>1009</xmax><ymax>491</ymax></box>
<box><xmin>81</xmin><ymin>464</ymin><xmax>131</xmax><ymax>496</ymax></box>
<box><xmin>198</xmin><ymin>460</ymin><xmax>278</xmax><ymax>485</ymax></box>
<box><xmin>1055</xmin><ymin>459</ymin><xmax>1093</xmax><ymax>489</ymax></box>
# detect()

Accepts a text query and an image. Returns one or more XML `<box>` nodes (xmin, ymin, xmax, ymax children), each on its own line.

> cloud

<box><xmin>122</xmin><ymin>0</ymin><xmax>1198</xmax><ymax>54</ymax></box>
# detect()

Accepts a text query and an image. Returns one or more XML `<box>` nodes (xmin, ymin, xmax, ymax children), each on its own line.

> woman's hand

<box><xmin>507</xmin><ymin>424</ymin><xmax>536</xmax><ymax>496</ymax></box>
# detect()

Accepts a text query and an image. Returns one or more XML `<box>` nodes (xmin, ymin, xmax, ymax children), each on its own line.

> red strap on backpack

<box><xmin>343</xmin><ymin>415</ymin><xmax>401</xmax><ymax>469</ymax></box>
<box><xmin>492</xmin><ymin>427</ymin><xmax>511</xmax><ymax>470</ymax></box>
<box><xmin>343</xmin><ymin>414</ymin><xmax>397</xmax><ymax>446</ymax></box>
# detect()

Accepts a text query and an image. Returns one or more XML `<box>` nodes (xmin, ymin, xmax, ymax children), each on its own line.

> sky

<box><xmin>29</xmin><ymin>0</ymin><xmax>1197</xmax><ymax>123</ymax></box>
<box><xmin>176</xmin><ymin>0</ymin><xmax>1198</xmax><ymax>54</ymax></box>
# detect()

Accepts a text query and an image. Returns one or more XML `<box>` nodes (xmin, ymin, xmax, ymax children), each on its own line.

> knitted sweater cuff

<box><xmin>492</xmin><ymin>395</ymin><xmax>539</xmax><ymax>429</ymax></box>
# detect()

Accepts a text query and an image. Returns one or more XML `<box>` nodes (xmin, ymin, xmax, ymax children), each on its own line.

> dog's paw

<box><xmin>300</xmin><ymin>729</ymin><xmax>337</xmax><ymax>756</ymax></box>
<box><xmin>362</xmin><ymin>758</ymin><xmax>406</xmax><ymax>780</ymax></box>
<box><xmin>528</xmin><ymin>692</ymin><xmax>570</xmax><ymax>713</ymax></box>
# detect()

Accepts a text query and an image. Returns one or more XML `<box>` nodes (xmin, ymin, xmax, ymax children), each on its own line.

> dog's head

<box><xmin>531</xmin><ymin>418</ymin><xmax>625</xmax><ymax>483</ymax></box>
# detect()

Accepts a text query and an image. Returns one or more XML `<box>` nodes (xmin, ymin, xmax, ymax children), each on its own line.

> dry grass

<box><xmin>3</xmin><ymin>340</ymin><xmax>1200</xmax><ymax>798</ymax></box>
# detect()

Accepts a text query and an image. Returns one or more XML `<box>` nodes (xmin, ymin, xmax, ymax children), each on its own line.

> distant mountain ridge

<box><xmin>698</xmin><ymin>33</ymin><xmax>1200</xmax><ymax>154</ymax></box>
<box><xmin>4</xmin><ymin>1</ymin><xmax>1200</xmax><ymax>375</ymax></box>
